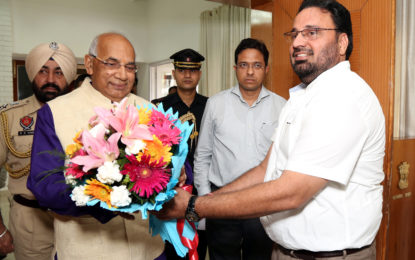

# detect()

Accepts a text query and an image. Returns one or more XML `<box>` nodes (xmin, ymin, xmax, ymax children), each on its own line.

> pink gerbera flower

<box><xmin>149</xmin><ymin>123</ymin><xmax>181</xmax><ymax>146</ymax></box>
<box><xmin>150</xmin><ymin>109</ymin><xmax>175</xmax><ymax>128</ymax></box>
<box><xmin>121</xmin><ymin>154</ymin><xmax>170</xmax><ymax>198</ymax></box>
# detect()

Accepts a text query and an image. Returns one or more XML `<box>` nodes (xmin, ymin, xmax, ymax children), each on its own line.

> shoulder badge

<box><xmin>18</xmin><ymin>115</ymin><xmax>35</xmax><ymax>135</ymax></box>
<box><xmin>20</xmin><ymin>116</ymin><xmax>34</xmax><ymax>130</ymax></box>
<box><xmin>0</xmin><ymin>104</ymin><xmax>8</xmax><ymax>111</ymax></box>
<box><xmin>0</xmin><ymin>100</ymin><xmax>25</xmax><ymax>112</ymax></box>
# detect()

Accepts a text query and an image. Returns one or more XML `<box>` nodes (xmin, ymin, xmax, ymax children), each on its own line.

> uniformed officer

<box><xmin>0</xmin><ymin>42</ymin><xmax>77</xmax><ymax>259</ymax></box>
<box><xmin>152</xmin><ymin>48</ymin><xmax>207</xmax><ymax>171</ymax></box>
<box><xmin>151</xmin><ymin>49</ymin><xmax>208</xmax><ymax>259</ymax></box>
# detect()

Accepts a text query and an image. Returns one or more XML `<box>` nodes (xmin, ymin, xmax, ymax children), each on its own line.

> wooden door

<box><xmin>270</xmin><ymin>1</ymin><xmax>404</xmax><ymax>259</ymax></box>
<box><xmin>388</xmin><ymin>139</ymin><xmax>415</xmax><ymax>259</ymax></box>
<box><xmin>251</xmin><ymin>2</ymin><xmax>273</xmax><ymax>90</ymax></box>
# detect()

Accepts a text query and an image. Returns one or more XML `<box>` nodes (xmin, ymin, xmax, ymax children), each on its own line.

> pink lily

<box><xmin>92</xmin><ymin>98</ymin><xmax>130</xmax><ymax>128</ymax></box>
<box><xmin>93</xmin><ymin>107</ymin><xmax>112</xmax><ymax>129</ymax></box>
<box><xmin>110</xmin><ymin>105</ymin><xmax>153</xmax><ymax>148</ymax></box>
<box><xmin>93</xmin><ymin>98</ymin><xmax>153</xmax><ymax>149</ymax></box>
<box><xmin>71</xmin><ymin>124</ymin><xmax>122</xmax><ymax>172</ymax></box>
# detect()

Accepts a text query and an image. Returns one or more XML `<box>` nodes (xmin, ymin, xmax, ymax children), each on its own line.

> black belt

<box><xmin>277</xmin><ymin>243</ymin><xmax>371</xmax><ymax>259</ymax></box>
<box><xmin>13</xmin><ymin>195</ymin><xmax>47</xmax><ymax>211</ymax></box>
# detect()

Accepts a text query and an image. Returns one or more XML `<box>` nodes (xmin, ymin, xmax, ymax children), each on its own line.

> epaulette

<box><xmin>151</xmin><ymin>97</ymin><xmax>166</xmax><ymax>106</ymax></box>
<box><xmin>0</xmin><ymin>100</ymin><xmax>28</xmax><ymax>113</ymax></box>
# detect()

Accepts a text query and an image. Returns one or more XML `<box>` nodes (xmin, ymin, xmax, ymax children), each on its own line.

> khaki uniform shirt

<box><xmin>0</xmin><ymin>95</ymin><xmax>41</xmax><ymax>198</ymax></box>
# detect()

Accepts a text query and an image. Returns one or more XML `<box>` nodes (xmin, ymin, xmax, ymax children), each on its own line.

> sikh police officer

<box><xmin>0</xmin><ymin>42</ymin><xmax>77</xmax><ymax>259</ymax></box>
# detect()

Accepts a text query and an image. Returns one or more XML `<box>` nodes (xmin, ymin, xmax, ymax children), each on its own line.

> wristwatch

<box><xmin>185</xmin><ymin>195</ymin><xmax>200</xmax><ymax>222</ymax></box>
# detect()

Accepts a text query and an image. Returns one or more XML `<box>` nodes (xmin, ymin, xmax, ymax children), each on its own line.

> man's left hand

<box><xmin>177</xmin><ymin>166</ymin><xmax>187</xmax><ymax>187</ymax></box>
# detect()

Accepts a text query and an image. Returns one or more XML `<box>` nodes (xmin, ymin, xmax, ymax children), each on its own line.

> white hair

<box><xmin>88</xmin><ymin>35</ymin><xmax>99</xmax><ymax>56</ymax></box>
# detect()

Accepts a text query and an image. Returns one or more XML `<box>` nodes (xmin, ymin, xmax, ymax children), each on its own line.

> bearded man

<box><xmin>0</xmin><ymin>42</ymin><xmax>77</xmax><ymax>259</ymax></box>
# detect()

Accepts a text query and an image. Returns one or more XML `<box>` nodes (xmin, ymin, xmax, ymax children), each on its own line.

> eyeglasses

<box><xmin>90</xmin><ymin>55</ymin><xmax>137</xmax><ymax>73</ymax></box>
<box><xmin>283</xmin><ymin>28</ymin><xmax>339</xmax><ymax>43</ymax></box>
<box><xmin>236</xmin><ymin>62</ymin><xmax>265</xmax><ymax>70</ymax></box>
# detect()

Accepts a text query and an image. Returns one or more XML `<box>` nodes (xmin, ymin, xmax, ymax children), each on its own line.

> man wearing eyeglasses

<box><xmin>0</xmin><ymin>42</ymin><xmax>76</xmax><ymax>260</ymax></box>
<box><xmin>193</xmin><ymin>38</ymin><xmax>286</xmax><ymax>260</ymax></box>
<box><xmin>27</xmin><ymin>33</ymin><xmax>164</xmax><ymax>259</ymax></box>
<box><xmin>155</xmin><ymin>1</ymin><xmax>385</xmax><ymax>260</ymax></box>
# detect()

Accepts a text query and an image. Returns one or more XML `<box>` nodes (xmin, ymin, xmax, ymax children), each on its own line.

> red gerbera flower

<box><xmin>66</xmin><ymin>149</ymin><xmax>90</xmax><ymax>179</ymax></box>
<box><xmin>121</xmin><ymin>154</ymin><xmax>170</xmax><ymax>198</ymax></box>
<box><xmin>66</xmin><ymin>162</ymin><xmax>87</xmax><ymax>179</ymax></box>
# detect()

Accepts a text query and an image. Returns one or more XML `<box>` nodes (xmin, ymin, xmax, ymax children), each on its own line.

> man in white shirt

<box><xmin>156</xmin><ymin>1</ymin><xmax>385</xmax><ymax>260</ymax></box>
<box><xmin>194</xmin><ymin>38</ymin><xmax>286</xmax><ymax>259</ymax></box>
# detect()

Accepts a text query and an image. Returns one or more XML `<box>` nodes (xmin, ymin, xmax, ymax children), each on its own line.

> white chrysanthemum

<box><xmin>89</xmin><ymin>123</ymin><xmax>109</xmax><ymax>138</ymax></box>
<box><xmin>110</xmin><ymin>185</ymin><xmax>132</xmax><ymax>207</ymax></box>
<box><xmin>96</xmin><ymin>161</ymin><xmax>122</xmax><ymax>184</ymax></box>
<box><xmin>125</xmin><ymin>139</ymin><xmax>146</xmax><ymax>155</ymax></box>
<box><xmin>64</xmin><ymin>174</ymin><xmax>77</xmax><ymax>186</ymax></box>
<box><xmin>71</xmin><ymin>185</ymin><xmax>90</xmax><ymax>206</ymax></box>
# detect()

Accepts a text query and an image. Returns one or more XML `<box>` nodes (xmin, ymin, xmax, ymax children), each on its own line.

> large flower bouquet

<box><xmin>63</xmin><ymin>98</ymin><xmax>197</xmax><ymax>257</ymax></box>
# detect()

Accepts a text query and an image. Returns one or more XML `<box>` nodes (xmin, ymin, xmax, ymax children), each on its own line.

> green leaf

<box><xmin>36</xmin><ymin>166</ymin><xmax>68</xmax><ymax>186</ymax></box>
<box><xmin>122</xmin><ymin>174</ymin><xmax>131</xmax><ymax>185</ymax></box>
<box><xmin>38</xmin><ymin>149</ymin><xmax>67</xmax><ymax>160</ymax></box>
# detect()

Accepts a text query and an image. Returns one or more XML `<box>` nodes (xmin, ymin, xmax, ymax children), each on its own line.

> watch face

<box><xmin>185</xmin><ymin>196</ymin><xmax>200</xmax><ymax>222</ymax></box>
<box><xmin>186</xmin><ymin>211</ymin><xmax>200</xmax><ymax>222</ymax></box>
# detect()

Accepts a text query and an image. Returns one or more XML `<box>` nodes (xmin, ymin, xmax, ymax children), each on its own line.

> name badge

<box><xmin>18</xmin><ymin>130</ymin><xmax>34</xmax><ymax>136</ymax></box>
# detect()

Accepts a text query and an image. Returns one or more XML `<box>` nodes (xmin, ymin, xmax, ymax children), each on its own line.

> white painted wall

<box><xmin>8</xmin><ymin>0</ymin><xmax>220</xmax><ymax>101</ymax></box>
<box><xmin>11</xmin><ymin>0</ymin><xmax>221</xmax><ymax>62</ymax></box>
<box><xmin>146</xmin><ymin>0</ymin><xmax>220</xmax><ymax>62</ymax></box>
<box><xmin>12</xmin><ymin>0</ymin><xmax>148</xmax><ymax>61</ymax></box>
<box><xmin>0</xmin><ymin>0</ymin><xmax>13</xmax><ymax>105</ymax></box>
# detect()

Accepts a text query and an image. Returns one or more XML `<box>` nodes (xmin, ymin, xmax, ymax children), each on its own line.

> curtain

<box><xmin>395</xmin><ymin>0</ymin><xmax>415</xmax><ymax>138</ymax></box>
<box><xmin>199</xmin><ymin>5</ymin><xmax>250</xmax><ymax>97</ymax></box>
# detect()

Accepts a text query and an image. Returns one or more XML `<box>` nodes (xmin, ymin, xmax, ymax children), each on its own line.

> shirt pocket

<box><xmin>257</xmin><ymin>120</ymin><xmax>279</xmax><ymax>155</ymax></box>
<box><xmin>260</xmin><ymin>120</ymin><xmax>279</xmax><ymax>139</ymax></box>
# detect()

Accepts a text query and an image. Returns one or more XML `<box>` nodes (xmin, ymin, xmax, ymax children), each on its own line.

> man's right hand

<box><xmin>0</xmin><ymin>230</ymin><xmax>14</xmax><ymax>255</ymax></box>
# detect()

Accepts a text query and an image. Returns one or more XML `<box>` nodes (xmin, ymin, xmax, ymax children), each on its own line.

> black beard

<box><xmin>32</xmin><ymin>82</ymin><xmax>69</xmax><ymax>103</ymax></box>
<box><xmin>291</xmin><ymin>44</ymin><xmax>339</xmax><ymax>85</ymax></box>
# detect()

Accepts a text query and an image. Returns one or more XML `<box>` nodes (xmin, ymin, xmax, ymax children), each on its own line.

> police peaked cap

<box><xmin>170</xmin><ymin>48</ymin><xmax>205</xmax><ymax>70</ymax></box>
